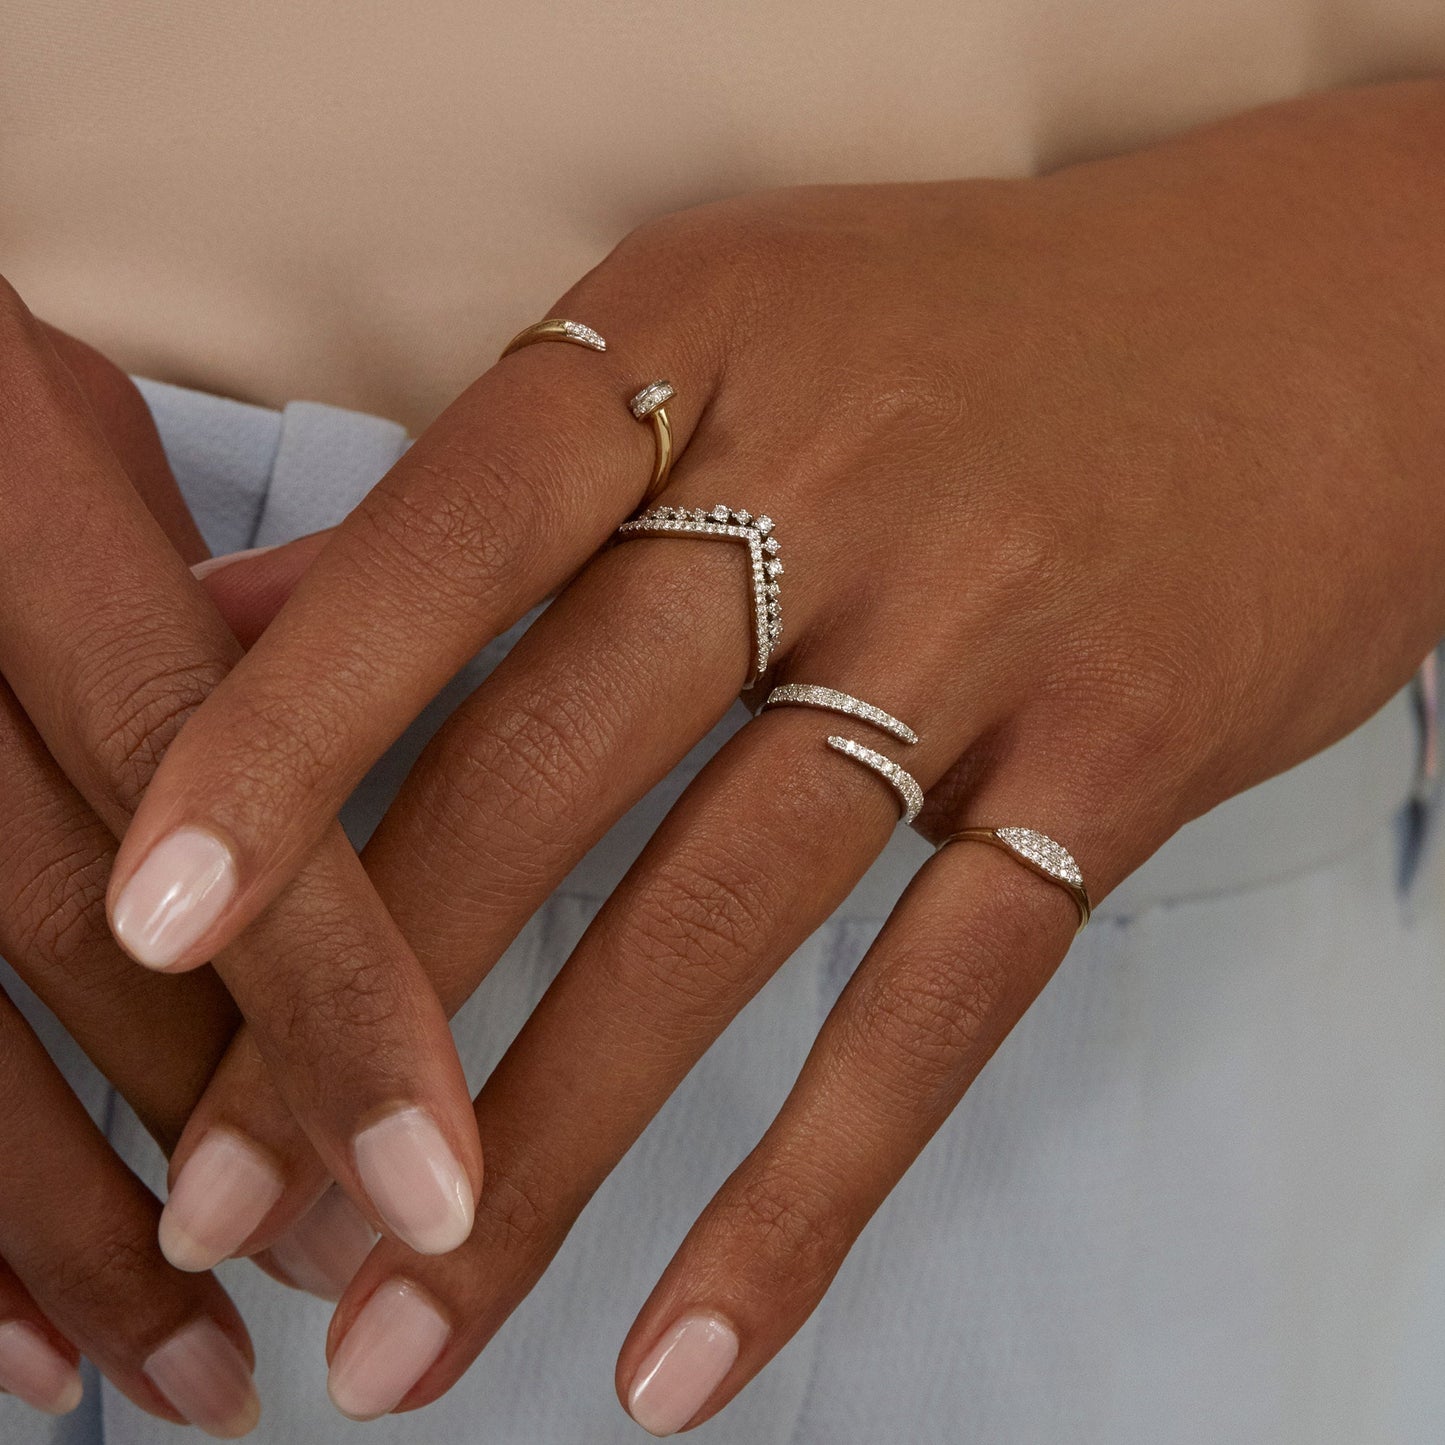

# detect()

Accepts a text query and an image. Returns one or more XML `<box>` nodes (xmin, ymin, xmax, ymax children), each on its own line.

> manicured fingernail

<box><xmin>327</xmin><ymin>1279</ymin><xmax>449</xmax><ymax>1421</ymax></box>
<box><xmin>111</xmin><ymin>828</ymin><xmax>236</xmax><ymax>971</ymax></box>
<box><xmin>626</xmin><ymin>1313</ymin><xmax>740</xmax><ymax>1437</ymax></box>
<box><xmin>142</xmin><ymin>1318</ymin><xmax>259</xmax><ymax>1439</ymax></box>
<box><xmin>159</xmin><ymin>1131</ymin><xmax>285</xmax><ymax>1273</ymax></box>
<box><xmin>267</xmin><ymin>1187</ymin><xmax>376</xmax><ymax>1301</ymax></box>
<box><xmin>0</xmin><ymin>1321</ymin><xmax>83</xmax><ymax>1416</ymax></box>
<box><xmin>190</xmin><ymin>545</ymin><xmax>280</xmax><ymax>581</ymax></box>
<box><xmin>353</xmin><ymin>1106</ymin><xmax>474</xmax><ymax>1255</ymax></box>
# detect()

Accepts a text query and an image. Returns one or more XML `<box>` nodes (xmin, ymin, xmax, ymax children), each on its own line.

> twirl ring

<box><xmin>938</xmin><ymin>827</ymin><xmax>1093</xmax><ymax>930</ymax></box>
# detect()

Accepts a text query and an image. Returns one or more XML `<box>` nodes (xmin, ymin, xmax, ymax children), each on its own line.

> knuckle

<box><xmin>847</xmin><ymin>939</ymin><xmax>1010</xmax><ymax>1108</ymax></box>
<box><xmin>474</xmin><ymin>1158</ymin><xmax>562</xmax><ymax>1265</ymax></box>
<box><xmin>613</xmin><ymin>845</ymin><xmax>783</xmax><ymax>1018</ymax></box>
<box><xmin>6</xmin><ymin>838</ymin><xmax>112</xmax><ymax>985</ymax></box>
<box><xmin>715</xmin><ymin>1164</ymin><xmax>850</xmax><ymax>1297</ymax></box>
<box><xmin>265</xmin><ymin>938</ymin><xmax>402</xmax><ymax>1062</ymax></box>
<box><xmin>42</xmin><ymin>1220</ymin><xmax>154</xmax><ymax>1322</ymax></box>
<box><xmin>80</xmin><ymin>649</ymin><xmax>228</xmax><ymax>813</ymax></box>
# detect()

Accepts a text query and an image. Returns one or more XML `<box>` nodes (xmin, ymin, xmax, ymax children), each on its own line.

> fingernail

<box><xmin>0</xmin><ymin>1321</ymin><xmax>83</xmax><ymax>1416</ymax></box>
<box><xmin>159</xmin><ymin>1131</ymin><xmax>285</xmax><ymax>1273</ymax></box>
<box><xmin>266</xmin><ymin>1187</ymin><xmax>376</xmax><ymax>1301</ymax></box>
<box><xmin>352</xmin><ymin>1106</ymin><xmax>474</xmax><ymax>1255</ymax></box>
<box><xmin>190</xmin><ymin>545</ymin><xmax>279</xmax><ymax>580</ymax></box>
<box><xmin>142</xmin><ymin>1318</ymin><xmax>259</xmax><ymax>1439</ymax></box>
<box><xmin>111</xmin><ymin>827</ymin><xmax>237</xmax><ymax>971</ymax></box>
<box><xmin>327</xmin><ymin>1279</ymin><xmax>449</xmax><ymax>1421</ymax></box>
<box><xmin>626</xmin><ymin>1313</ymin><xmax>740</xmax><ymax>1437</ymax></box>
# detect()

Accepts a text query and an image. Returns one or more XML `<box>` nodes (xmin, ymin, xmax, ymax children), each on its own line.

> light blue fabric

<box><xmin>3</xmin><ymin>379</ymin><xmax>1444</xmax><ymax>1443</ymax></box>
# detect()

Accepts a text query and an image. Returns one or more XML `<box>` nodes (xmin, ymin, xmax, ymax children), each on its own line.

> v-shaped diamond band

<box><xmin>615</xmin><ymin>504</ymin><xmax>783</xmax><ymax>686</ymax></box>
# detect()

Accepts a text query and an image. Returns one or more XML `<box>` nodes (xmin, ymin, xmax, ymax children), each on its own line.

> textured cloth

<box><xmin>2</xmin><ymin>3</ymin><xmax>1444</xmax><ymax>430</ymax></box>
<box><xmin>2</xmin><ymin>380</ymin><xmax>1444</xmax><ymax>1443</ymax></box>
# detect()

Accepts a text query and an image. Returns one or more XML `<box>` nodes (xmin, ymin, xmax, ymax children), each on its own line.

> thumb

<box><xmin>192</xmin><ymin>529</ymin><xmax>334</xmax><ymax>649</ymax></box>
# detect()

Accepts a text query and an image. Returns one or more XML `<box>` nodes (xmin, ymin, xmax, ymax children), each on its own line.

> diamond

<box><xmin>762</xmin><ymin>536</ymin><xmax>781</xmax><ymax>555</ymax></box>
<box><xmin>826</xmin><ymin>737</ymin><xmax>922</xmax><ymax>825</ymax></box>
<box><xmin>755</xmin><ymin>515</ymin><xmax>774</xmax><ymax>535</ymax></box>
<box><xmin>761</xmin><ymin>684</ymin><xmax>919</xmax><ymax>746</ymax></box>
<box><xmin>766</xmin><ymin>558</ymin><xmax>783</xmax><ymax>577</ymax></box>
<box><xmin>711</xmin><ymin>504</ymin><xmax>730</xmax><ymax>521</ymax></box>
<box><xmin>733</xmin><ymin>509</ymin><xmax>752</xmax><ymax>525</ymax></box>
<box><xmin>629</xmin><ymin>380</ymin><xmax>676</xmax><ymax>419</ymax></box>
<box><xmin>560</xmin><ymin>320</ymin><xmax>607</xmax><ymax>351</ymax></box>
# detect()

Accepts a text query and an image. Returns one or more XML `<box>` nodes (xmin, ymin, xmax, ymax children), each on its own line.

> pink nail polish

<box><xmin>627</xmin><ymin>1313</ymin><xmax>740</xmax><ymax>1437</ymax></box>
<box><xmin>190</xmin><ymin>545</ymin><xmax>279</xmax><ymax>581</ymax></box>
<box><xmin>352</xmin><ymin>1106</ymin><xmax>474</xmax><ymax>1255</ymax></box>
<box><xmin>327</xmin><ymin>1279</ymin><xmax>449</xmax><ymax>1421</ymax></box>
<box><xmin>111</xmin><ymin>828</ymin><xmax>237</xmax><ymax>971</ymax></box>
<box><xmin>267</xmin><ymin>1187</ymin><xmax>376</xmax><ymax>1301</ymax></box>
<box><xmin>0</xmin><ymin>1321</ymin><xmax>83</xmax><ymax>1416</ymax></box>
<box><xmin>142</xmin><ymin>1318</ymin><xmax>259</xmax><ymax>1439</ymax></box>
<box><xmin>159</xmin><ymin>1131</ymin><xmax>285</xmax><ymax>1273</ymax></box>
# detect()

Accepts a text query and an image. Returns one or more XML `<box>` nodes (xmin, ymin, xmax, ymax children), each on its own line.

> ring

<box><xmin>629</xmin><ymin>380</ymin><xmax>677</xmax><ymax>502</ymax></box>
<box><xmin>762</xmin><ymin>683</ymin><xmax>919</xmax><ymax>745</ymax></box>
<box><xmin>615</xmin><ymin>504</ymin><xmax>783</xmax><ymax>686</ymax></box>
<box><xmin>826</xmin><ymin>736</ymin><xmax>924</xmax><ymax>824</ymax></box>
<box><xmin>498</xmin><ymin>318</ymin><xmax>676</xmax><ymax>502</ymax></box>
<box><xmin>498</xmin><ymin>317</ymin><xmax>608</xmax><ymax>358</ymax></box>
<box><xmin>938</xmin><ymin>827</ymin><xmax>1092</xmax><ymax>930</ymax></box>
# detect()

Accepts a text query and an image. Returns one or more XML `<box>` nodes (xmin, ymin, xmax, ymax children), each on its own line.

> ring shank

<box><xmin>940</xmin><ymin>827</ymin><xmax>1092</xmax><ymax>931</ymax></box>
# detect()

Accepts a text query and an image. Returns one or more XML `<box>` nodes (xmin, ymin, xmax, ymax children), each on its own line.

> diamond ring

<box><xmin>615</xmin><ymin>504</ymin><xmax>783</xmax><ymax>687</ymax></box>
<box><xmin>938</xmin><ymin>827</ymin><xmax>1092</xmax><ymax>930</ymax></box>
<box><xmin>498</xmin><ymin>317</ymin><xmax>608</xmax><ymax>358</ymax></box>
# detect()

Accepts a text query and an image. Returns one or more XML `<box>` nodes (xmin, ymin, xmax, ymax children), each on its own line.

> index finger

<box><xmin>111</xmin><ymin>285</ymin><xmax>721</xmax><ymax>970</ymax></box>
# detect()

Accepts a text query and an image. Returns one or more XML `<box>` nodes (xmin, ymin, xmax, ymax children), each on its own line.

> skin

<box><xmin>3</xmin><ymin>77</ymin><xmax>1445</xmax><ymax>1431</ymax></box>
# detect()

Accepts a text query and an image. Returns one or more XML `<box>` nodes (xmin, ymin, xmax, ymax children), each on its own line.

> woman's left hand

<box><xmin>116</xmin><ymin>80</ymin><xmax>1445</xmax><ymax>1430</ymax></box>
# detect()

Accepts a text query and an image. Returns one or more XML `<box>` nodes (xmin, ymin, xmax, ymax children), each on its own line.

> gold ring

<box><xmin>499</xmin><ymin>318</ymin><xmax>676</xmax><ymax>503</ymax></box>
<box><xmin>937</xmin><ymin>827</ymin><xmax>1092</xmax><ymax>931</ymax></box>
<box><xmin>498</xmin><ymin>317</ymin><xmax>607</xmax><ymax>358</ymax></box>
<box><xmin>628</xmin><ymin>380</ymin><xmax>677</xmax><ymax>502</ymax></box>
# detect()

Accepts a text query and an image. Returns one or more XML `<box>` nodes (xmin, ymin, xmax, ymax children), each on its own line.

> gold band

<box><xmin>498</xmin><ymin>318</ymin><xmax>675</xmax><ymax>502</ymax></box>
<box><xmin>499</xmin><ymin>317</ymin><xmax>607</xmax><ymax>358</ymax></box>
<box><xmin>938</xmin><ymin>826</ymin><xmax>1092</xmax><ymax>931</ymax></box>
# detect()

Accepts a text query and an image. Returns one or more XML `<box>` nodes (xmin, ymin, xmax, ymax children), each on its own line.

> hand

<box><xmin>0</xmin><ymin>293</ymin><xmax>486</xmax><ymax>1427</ymax></box>
<box><xmin>118</xmin><ymin>80</ymin><xmax>1445</xmax><ymax>1429</ymax></box>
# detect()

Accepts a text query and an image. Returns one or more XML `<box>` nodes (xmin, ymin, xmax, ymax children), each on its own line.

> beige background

<box><xmin>2</xmin><ymin>0</ymin><xmax>1443</xmax><ymax>429</ymax></box>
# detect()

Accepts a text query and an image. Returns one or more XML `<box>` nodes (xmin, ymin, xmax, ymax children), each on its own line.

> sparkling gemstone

<box><xmin>762</xmin><ymin>537</ymin><xmax>781</xmax><ymax>555</ymax></box>
<box><xmin>766</xmin><ymin>558</ymin><xmax>783</xmax><ymax>577</ymax></box>
<box><xmin>711</xmin><ymin>504</ymin><xmax>730</xmax><ymax>521</ymax></box>
<box><xmin>755</xmin><ymin>515</ymin><xmax>774</xmax><ymax>536</ymax></box>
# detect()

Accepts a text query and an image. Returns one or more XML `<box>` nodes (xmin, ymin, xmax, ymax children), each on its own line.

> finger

<box><xmin>0</xmin><ymin>676</ymin><xmax>237</xmax><ymax>1141</ymax></box>
<box><xmin>0</xmin><ymin>288</ymin><xmax>481</xmax><ymax>1257</ymax></box>
<box><xmin>113</xmin><ymin>282</ymin><xmax>725</xmax><ymax>964</ymax></box>
<box><xmin>193</xmin><ymin>531</ymin><xmax>333</xmax><ymax>649</ymax></box>
<box><xmin>616</xmin><ymin>839</ymin><xmax>1079</xmax><ymax>1434</ymax></box>
<box><xmin>0</xmin><ymin>988</ymin><xmax>260</xmax><ymax>1438</ymax></box>
<box><xmin>37</xmin><ymin>320</ymin><xmax>207</xmax><ymax>563</ymax></box>
<box><xmin>0</xmin><ymin>1261</ymin><xmax>83</xmax><ymax>1417</ymax></box>
<box><xmin>319</xmin><ymin>694</ymin><xmax>957</xmax><ymax>1422</ymax></box>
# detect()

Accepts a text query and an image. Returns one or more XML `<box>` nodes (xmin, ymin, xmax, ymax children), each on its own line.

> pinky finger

<box><xmin>615</xmin><ymin>839</ymin><xmax>1080</xmax><ymax>1436</ymax></box>
<box><xmin>0</xmin><ymin>1265</ymin><xmax>83</xmax><ymax>1417</ymax></box>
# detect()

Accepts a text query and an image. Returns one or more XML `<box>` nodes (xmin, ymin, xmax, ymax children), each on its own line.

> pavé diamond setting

<box><xmin>826</xmin><ymin>737</ymin><xmax>924</xmax><ymax>825</ymax></box>
<box><xmin>938</xmin><ymin>827</ymin><xmax>1092</xmax><ymax>930</ymax></box>
<box><xmin>499</xmin><ymin>316</ymin><xmax>608</xmax><ymax>358</ymax></box>
<box><xmin>629</xmin><ymin>380</ymin><xmax>676</xmax><ymax>419</ymax></box>
<box><xmin>762</xmin><ymin>684</ymin><xmax>919</xmax><ymax>746</ymax></box>
<box><xmin>615</xmin><ymin>504</ymin><xmax>784</xmax><ymax>686</ymax></box>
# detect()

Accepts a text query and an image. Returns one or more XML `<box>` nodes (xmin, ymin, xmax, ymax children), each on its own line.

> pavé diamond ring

<box><xmin>615</xmin><ymin>504</ymin><xmax>783</xmax><ymax>687</ymax></box>
<box><xmin>938</xmin><ymin>827</ymin><xmax>1092</xmax><ymax>930</ymax></box>
<box><xmin>762</xmin><ymin>683</ymin><xmax>923</xmax><ymax>825</ymax></box>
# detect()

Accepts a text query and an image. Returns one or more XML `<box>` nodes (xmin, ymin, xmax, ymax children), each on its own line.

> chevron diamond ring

<box><xmin>615</xmin><ymin>504</ymin><xmax>784</xmax><ymax>686</ymax></box>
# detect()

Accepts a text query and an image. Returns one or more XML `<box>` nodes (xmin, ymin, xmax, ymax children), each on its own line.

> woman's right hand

<box><xmin>0</xmin><ymin>290</ymin><xmax>479</xmax><ymax>1432</ymax></box>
